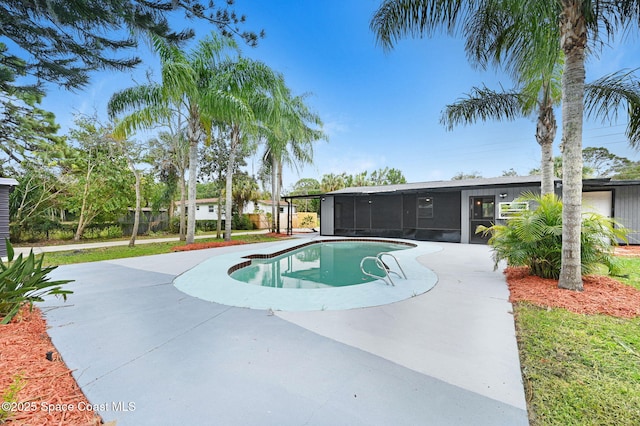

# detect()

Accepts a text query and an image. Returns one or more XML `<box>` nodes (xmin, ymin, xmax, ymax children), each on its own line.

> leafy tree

<box><xmin>582</xmin><ymin>147</ymin><xmax>632</xmax><ymax>178</ymax></box>
<box><xmin>62</xmin><ymin>117</ymin><xmax>133</xmax><ymax>240</ymax></box>
<box><xmin>370</xmin><ymin>167</ymin><xmax>407</xmax><ymax>185</ymax></box>
<box><xmin>320</xmin><ymin>173</ymin><xmax>346</xmax><ymax>192</ymax></box>
<box><xmin>502</xmin><ymin>168</ymin><xmax>519</xmax><ymax>177</ymax></box>
<box><xmin>148</xmin><ymin>129</ymin><xmax>189</xmax><ymax>240</ymax></box>
<box><xmin>9</xmin><ymin>164</ymin><xmax>63</xmax><ymax>241</ymax></box>
<box><xmin>613</xmin><ymin>161</ymin><xmax>640</xmax><ymax>180</ymax></box>
<box><xmin>0</xmin><ymin>0</ymin><xmax>261</xmax><ymax>92</ymax></box>
<box><xmin>289</xmin><ymin>178</ymin><xmax>322</xmax><ymax>213</ymax></box>
<box><xmin>451</xmin><ymin>171</ymin><xmax>483</xmax><ymax>180</ymax></box>
<box><xmin>232</xmin><ymin>172</ymin><xmax>260</xmax><ymax>216</ymax></box>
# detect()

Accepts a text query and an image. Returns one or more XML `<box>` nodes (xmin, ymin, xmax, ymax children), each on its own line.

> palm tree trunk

<box><xmin>536</xmin><ymin>95</ymin><xmax>557</xmax><ymax>196</ymax></box>
<box><xmin>558</xmin><ymin>0</ymin><xmax>586</xmax><ymax>291</ymax></box>
<box><xmin>186</xmin><ymin>107</ymin><xmax>200</xmax><ymax>245</ymax></box>
<box><xmin>271</xmin><ymin>154</ymin><xmax>278</xmax><ymax>233</ymax></box>
<box><xmin>179</xmin><ymin>173</ymin><xmax>186</xmax><ymax>241</ymax></box>
<box><xmin>276</xmin><ymin>159</ymin><xmax>283</xmax><ymax>234</ymax></box>
<box><xmin>224</xmin><ymin>125</ymin><xmax>239</xmax><ymax>241</ymax></box>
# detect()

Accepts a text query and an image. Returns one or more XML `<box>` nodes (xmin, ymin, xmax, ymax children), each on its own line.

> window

<box><xmin>498</xmin><ymin>202</ymin><xmax>529</xmax><ymax>219</ymax></box>
<box><xmin>418</xmin><ymin>197</ymin><xmax>434</xmax><ymax>219</ymax></box>
<box><xmin>208</xmin><ymin>205</ymin><xmax>215</xmax><ymax>213</ymax></box>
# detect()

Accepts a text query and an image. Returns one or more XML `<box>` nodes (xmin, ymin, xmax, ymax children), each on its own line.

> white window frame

<box><xmin>498</xmin><ymin>202</ymin><xmax>529</xmax><ymax>219</ymax></box>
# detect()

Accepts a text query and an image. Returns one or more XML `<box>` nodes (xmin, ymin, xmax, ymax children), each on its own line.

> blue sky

<box><xmin>40</xmin><ymin>0</ymin><xmax>640</xmax><ymax>191</ymax></box>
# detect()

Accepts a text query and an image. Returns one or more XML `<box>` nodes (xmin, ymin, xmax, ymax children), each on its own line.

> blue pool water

<box><xmin>230</xmin><ymin>241</ymin><xmax>411</xmax><ymax>289</ymax></box>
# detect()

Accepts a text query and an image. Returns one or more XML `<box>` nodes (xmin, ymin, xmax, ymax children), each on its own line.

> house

<box><xmin>173</xmin><ymin>198</ymin><xmax>295</xmax><ymax>221</ymax></box>
<box><xmin>319</xmin><ymin>176</ymin><xmax>640</xmax><ymax>244</ymax></box>
<box><xmin>0</xmin><ymin>178</ymin><xmax>18</xmax><ymax>258</ymax></box>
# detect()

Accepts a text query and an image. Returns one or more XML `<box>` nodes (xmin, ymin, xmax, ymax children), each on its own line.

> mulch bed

<box><xmin>0</xmin><ymin>307</ymin><xmax>102</xmax><ymax>425</ymax></box>
<box><xmin>505</xmin><ymin>266</ymin><xmax>640</xmax><ymax>318</ymax></box>
<box><xmin>170</xmin><ymin>233</ymin><xmax>287</xmax><ymax>252</ymax></box>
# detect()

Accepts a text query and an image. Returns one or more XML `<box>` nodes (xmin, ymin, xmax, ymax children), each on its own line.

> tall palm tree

<box><xmin>109</xmin><ymin>32</ymin><xmax>237</xmax><ymax>244</ymax></box>
<box><xmin>371</xmin><ymin>0</ymin><xmax>640</xmax><ymax>291</ymax></box>
<box><xmin>205</xmin><ymin>58</ymin><xmax>285</xmax><ymax>241</ymax></box>
<box><xmin>260</xmin><ymin>90</ymin><xmax>325</xmax><ymax>233</ymax></box>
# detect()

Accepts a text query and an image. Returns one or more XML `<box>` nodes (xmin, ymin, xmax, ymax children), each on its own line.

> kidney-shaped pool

<box><xmin>174</xmin><ymin>238</ymin><xmax>441</xmax><ymax>311</ymax></box>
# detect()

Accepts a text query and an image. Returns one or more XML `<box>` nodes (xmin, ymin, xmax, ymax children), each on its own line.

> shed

<box><xmin>320</xmin><ymin>176</ymin><xmax>640</xmax><ymax>244</ymax></box>
<box><xmin>0</xmin><ymin>178</ymin><xmax>18</xmax><ymax>258</ymax></box>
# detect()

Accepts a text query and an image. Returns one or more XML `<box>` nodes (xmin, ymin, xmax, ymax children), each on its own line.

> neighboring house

<box><xmin>255</xmin><ymin>199</ymin><xmax>296</xmax><ymax>215</ymax></box>
<box><xmin>0</xmin><ymin>178</ymin><xmax>18</xmax><ymax>258</ymax></box>
<box><xmin>320</xmin><ymin>176</ymin><xmax>640</xmax><ymax>244</ymax></box>
<box><xmin>173</xmin><ymin>198</ymin><xmax>295</xmax><ymax>221</ymax></box>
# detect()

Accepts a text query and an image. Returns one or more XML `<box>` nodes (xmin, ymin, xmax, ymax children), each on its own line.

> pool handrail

<box><xmin>359</xmin><ymin>252</ymin><xmax>406</xmax><ymax>286</ymax></box>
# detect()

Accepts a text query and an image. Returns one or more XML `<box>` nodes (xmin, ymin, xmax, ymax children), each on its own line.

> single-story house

<box><xmin>0</xmin><ymin>177</ymin><xmax>18</xmax><ymax>258</ymax></box>
<box><xmin>319</xmin><ymin>176</ymin><xmax>640</xmax><ymax>244</ymax></box>
<box><xmin>174</xmin><ymin>198</ymin><xmax>295</xmax><ymax>222</ymax></box>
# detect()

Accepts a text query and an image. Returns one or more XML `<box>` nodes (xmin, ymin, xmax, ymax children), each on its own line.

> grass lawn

<box><xmin>516</xmin><ymin>257</ymin><xmax>640</xmax><ymax>425</ymax></box>
<box><xmin>41</xmin><ymin>233</ymin><xmax>285</xmax><ymax>266</ymax></box>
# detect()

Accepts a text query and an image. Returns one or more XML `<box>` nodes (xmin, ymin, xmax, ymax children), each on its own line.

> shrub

<box><xmin>477</xmin><ymin>192</ymin><xmax>628</xmax><ymax>279</ymax></box>
<box><xmin>232</xmin><ymin>214</ymin><xmax>253</xmax><ymax>231</ymax></box>
<box><xmin>0</xmin><ymin>240</ymin><xmax>73</xmax><ymax>324</ymax></box>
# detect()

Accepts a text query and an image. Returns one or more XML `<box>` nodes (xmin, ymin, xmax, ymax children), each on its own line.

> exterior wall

<box><xmin>320</xmin><ymin>195</ymin><xmax>334</xmax><ymax>236</ymax></box>
<box><xmin>461</xmin><ymin>185</ymin><xmax>541</xmax><ymax>243</ymax></box>
<box><xmin>614</xmin><ymin>186</ymin><xmax>640</xmax><ymax>244</ymax></box>
<box><xmin>0</xmin><ymin>185</ymin><xmax>9</xmax><ymax>257</ymax></box>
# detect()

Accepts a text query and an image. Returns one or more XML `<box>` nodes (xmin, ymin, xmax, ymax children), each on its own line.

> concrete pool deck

<box><xmin>40</xmin><ymin>236</ymin><xmax>529</xmax><ymax>425</ymax></box>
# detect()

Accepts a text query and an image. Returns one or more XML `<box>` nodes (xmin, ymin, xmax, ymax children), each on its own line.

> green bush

<box><xmin>0</xmin><ymin>239</ymin><xmax>73</xmax><ymax>324</ymax></box>
<box><xmin>232</xmin><ymin>214</ymin><xmax>253</xmax><ymax>231</ymax></box>
<box><xmin>477</xmin><ymin>192</ymin><xmax>628</xmax><ymax>279</ymax></box>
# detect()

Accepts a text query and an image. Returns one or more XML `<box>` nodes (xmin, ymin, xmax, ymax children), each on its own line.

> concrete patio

<box><xmin>40</xmin><ymin>238</ymin><xmax>528</xmax><ymax>425</ymax></box>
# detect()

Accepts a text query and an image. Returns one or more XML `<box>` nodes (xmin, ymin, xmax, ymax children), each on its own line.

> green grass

<box><xmin>516</xmin><ymin>257</ymin><xmax>640</xmax><ymax>425</ymax></box>
<box><xmin>41</xmin><ymin>233</ymin><xmax>284</xmax><ymax>266</ymax></box>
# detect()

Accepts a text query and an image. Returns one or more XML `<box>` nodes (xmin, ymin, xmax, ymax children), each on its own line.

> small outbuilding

<box><xmin>320</xmin><ymin>176</ymin><xmax>640</xmax><ymax>244</ymax></box>
<box><xmin>0</xmin><ymin>177</ymin><xmax>18</xmax><ymax>258</ymax></box>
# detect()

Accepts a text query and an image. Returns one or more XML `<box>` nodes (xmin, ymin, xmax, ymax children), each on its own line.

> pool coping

<box><xmin>174</xmin><ymin>236</ymin><xmax>442</xmax><ymax>311</ymax></box>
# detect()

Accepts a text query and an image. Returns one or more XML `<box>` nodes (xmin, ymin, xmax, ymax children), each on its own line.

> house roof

<box><xmin>0</xmin><ymin>178</ymin><xmax>18</xmax><ymax>186</ymax></box>
<box><xmin>328</xmin><ymin>176</ymin><xmax>549</xmax><ymax>195</ymax></box>
<box><xmin>326</xmin><ymin>175</ymin><xmax>639</xmax><ymax>195</ymax></box>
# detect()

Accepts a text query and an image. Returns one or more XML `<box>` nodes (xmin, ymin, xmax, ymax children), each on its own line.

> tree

<box><xmin>109</xmin><ymin>32</ymin><xmax>238</xmax><ymax>244</ymax></box>
<box><xmin>232</xmin><ymin>172</ymin><xmax>260</xmax><ymax>217</ymax></box>
<box><xmin>148</xmin><ymin>129</ymin><xmax>190</xmax><ymax>240</ymax></box>
<box><xmin>371</xmin><ymin>0</ymin><xmax>640</xmax><ymax>291</ymax></box>
<box><xmin>452</xmin><ymin>171</ymin><xmax>483</xmax><ymax>180</ymax></box>
<box><xmin>0</xmin><ymin>0</ymin><xmax>261</xmax><ymax>92</ymax></box>
<box><xmin>370</xmin><ymin>167</ymin><xmax>407</xmax><ymax>185</ymax></box>
<box><xmin>289</xmin><ymin>178</ymin><xmax>322</xmax><ymax>213</ymax></box>
<box><xmin>206</xmin><ymin>58</ymin><xmax>288</xmax><ymax>241</ymax></box>
<box><xmin>320</xmin><ymin>173</ymin><xmax>346</xmax><ymax>192</ymax></box>
<box><xmin>8</xmin><ymin>164</ymin><xmax>64</xmax><ymax>241</ymax></box>
<box><xmin>63</xmin><ymin>117</ymin><xmax>132</xmax><ymax>240</ymax></box>
<box><xmin>260</xmin><ymin>88</ymin><xmax>325</xmax><ymax>234</ymax></box>
<box><xmin>582</xmin><ymin>147</ymin><xmax>632</xmax><ymax>178</ymax></box>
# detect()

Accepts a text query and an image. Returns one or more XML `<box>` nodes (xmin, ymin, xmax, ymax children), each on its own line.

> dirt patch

<box><xmin>506</xmin><ymin>266</ymin><xmax>640</xmax><ymax>318</ymax></box>
<box><xmin>0</xmin><ymin>307</ymin><xmax>102</xmax><ymax>425</ymax></box>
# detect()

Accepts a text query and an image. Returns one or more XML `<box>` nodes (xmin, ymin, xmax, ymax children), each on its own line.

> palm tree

<box><xmin>371</xmin><ymin>0</ymin><xmax>640</xmax><ymax>291</ymax></box>
<box><xmin>109</xmin><ymin>32</ymin><xmax>237</xmax><ymax>244</ymax></box>
<box><xmin>205</xmin><ymin>58</ymin><xmax>286</xmax><ymax>241</ymax></box>
<box><xmin>260</xmin><ymin>90</ymin><xmax>325</xmax><ymax>233</ymax></box>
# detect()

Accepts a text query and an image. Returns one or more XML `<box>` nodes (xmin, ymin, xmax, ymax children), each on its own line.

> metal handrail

<box><xmin>359</xmin><ymin>256</ymin><xmax>395</xmax><ymax>286</ymax></box>
<box><xmin>359</xmin><ymin>252</ymin><xmax>407</xmax><ymax>286</ymax></box>
<box><xmin>377</xmin><ymin>252</ymin><xmax>407</xmax><ymax>280</ymax></box>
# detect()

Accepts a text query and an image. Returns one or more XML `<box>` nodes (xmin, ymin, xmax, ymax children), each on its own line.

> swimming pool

<box><xmin>174</xmin><ymin>237</ymin><xmax>441</xmax><ymax>311</ymax></box>
<box><xmin>230</xmin><ymin>240</ymin><xmax>411</xmax><ymax>289</ymax></box>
